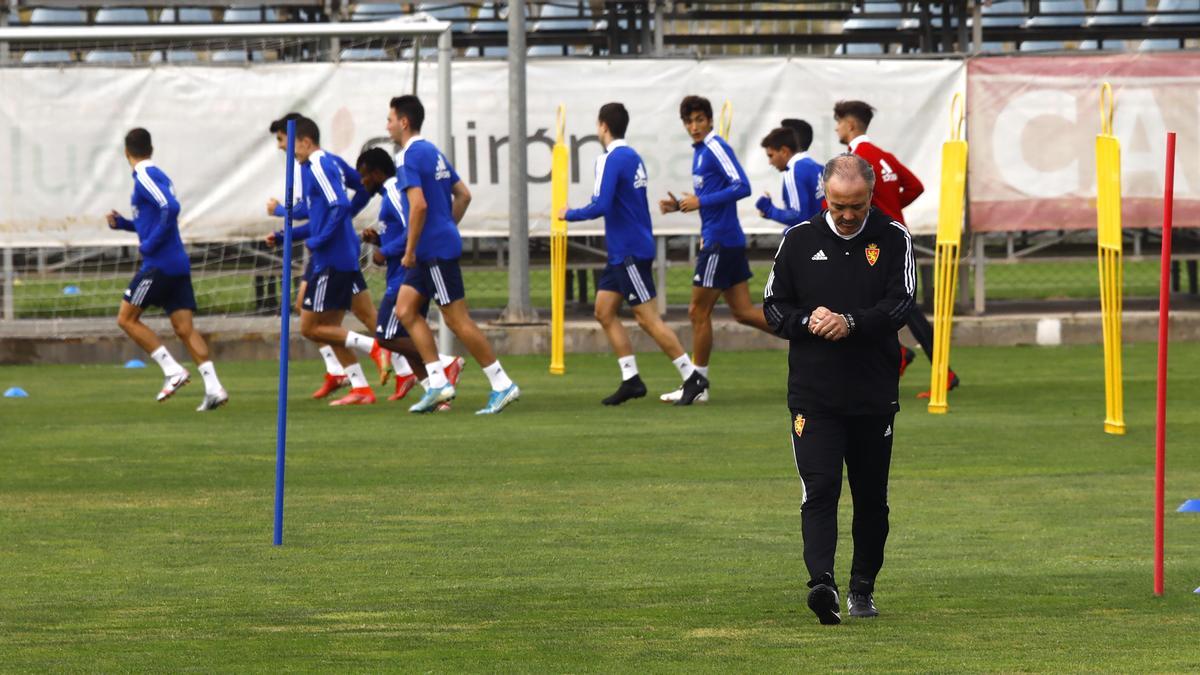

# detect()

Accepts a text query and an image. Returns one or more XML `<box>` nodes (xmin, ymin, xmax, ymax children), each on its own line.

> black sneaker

<box><xmin>847</xmin><ymin>591</ymin><xmax>879</xmax><ymax>618</ymax></box>
<box><xmin>602</xmin><ymin>375</ymin><xmax>647</xmax><ymax>406</ymax></box>
<box><xmin>673</xmin><ymin>371</ymin><xmax>710</xmax><ymax>407</ymax></box>
<box><xmin>806</xmin><ymin>574</ymin><xmax>841</xmax><ymax>625</ymax></box>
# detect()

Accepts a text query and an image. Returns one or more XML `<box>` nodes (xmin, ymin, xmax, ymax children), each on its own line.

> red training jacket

<box><xmin>849</xmin><ymin>136</ymin><xmax>924</xmax><ymax>226</ymax></box>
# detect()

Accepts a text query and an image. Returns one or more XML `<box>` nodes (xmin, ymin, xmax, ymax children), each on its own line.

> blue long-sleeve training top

<box><xmin>761</xmin><ymin>152</ymin><xmax>824</xmax><ymax>227</ymax></box>
<box><xmin>375</xmin><ymin>175</ymin><xmax>413</xmax><ymax>293</ymax></box>
<box><xmin>274</xmin><ymin>156</ymin><xmax>371</xmax><ymax>240</ymax></box>
<box><xmin>692</xmin><ymin>130</ymin><xmax>751</xmax><ymax>248</ymax></box>
<box><xmin>290</xmin><ymin>149</ymin><xmax>361</xmax><ymax>274</ymax></box>
<box><xmin>563</xmin><ymin>139</ymin><xmax>656</xmax><ymax>264</ymax></box>
<box><xmin>113</xmin><ymin>159</ymin><xmax>190</xmax><ymax>276</ymax></box>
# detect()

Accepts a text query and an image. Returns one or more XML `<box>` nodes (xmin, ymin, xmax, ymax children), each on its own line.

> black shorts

<box><xmin>303</xmin><ymin>268</ymin><xmax>366</xmax><ymax>312</ymax></box>
<box><xmin>598</xmin><ymin>257</ymin><xmax>656</xmax><ymax>306</ymax></box>
<box><xmin>303</xmin><ymin>260</ymin><xmax>367</xmax><ymax>296</ymax></box>
<box><xmin>403</xmin><ymin>258</ymin><xmax>466</xmax><ymax>307</ymax></box>
<box><xmin>375</xmin><ymin>288</ymin><xmax>430</xmax><ymax>341</ymax></box>
<box><xmin>123</xmin><ymin>268</ymin><xmax>197</xmax><ymax>314</ymax></box>
<box><xmin>693</xmin><ymin>246</ymin><xmax>753</xmax><ymax>290</ymax></box>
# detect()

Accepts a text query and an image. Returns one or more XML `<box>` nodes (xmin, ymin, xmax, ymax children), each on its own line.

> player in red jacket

<box><xmin>834</xmin><ymin>100</ymin><xmax>959</xmax><ymax>397</ymax></box>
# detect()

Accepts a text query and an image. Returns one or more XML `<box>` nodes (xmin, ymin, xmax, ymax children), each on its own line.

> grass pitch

<box><xmin>2</xmin><ymin>345</ymin><xmax>1199</xmax><ymax>671</ymax></box>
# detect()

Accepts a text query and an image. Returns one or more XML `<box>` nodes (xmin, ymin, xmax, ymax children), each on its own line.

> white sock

<box><xmin>672</xmin><ymin>354</ymin><xmax>696</xmax><ymax>381</ymax></box>
<box><xmin>418</xmin><ymin>377</ymin><xmax>430</xmax><ymax>391</ymax></box>
<box><xmin>197</xmin><ymin>360</ymin><xmax>223</xmax><ymax>395</ymax></box>
<box><xmin>696</xmin><ymin>365</ymin><xmax>709</xmax><ymax>378</ymax></box>
<box><xmin>344</xmin><ymin>362</ymin><xmax>369</xmax><ymax>390</ymax></box>
<box><xmin>319</xmin><ymin>346</ymin><xmax>345</xmax><ymax>376</ymax></box>
<box><xmin>482</xmin><ymin>360</ymin><xmax>514</xmax><ymax>392</ymax></box>
<box><xmin>391</xmin><ymin>352</ymin><xmax>413</xmax><ymax>377</ymax></box>
<box><xmin>618</xmin><ymin>355</ymin><xmax>639</xmax><ymax>381</ymax></box>
<box><xmin>427</xmin><ymin>361</ymin><xmax>448</xmax><ymax>388</ymax></box>
<box><xmin>344</xmin><ymin>331</ymin><xmax>375</xmax><ymax>355</ymax></box>
<box><xmin>150</xmin><ymin>346</ymin><xmax>185</xmax><ymax>377</ymax></box>
<box><xmin>439</xmin><ymin>353</ymin><xmax>458</xmax><ymax>368</ymax></box>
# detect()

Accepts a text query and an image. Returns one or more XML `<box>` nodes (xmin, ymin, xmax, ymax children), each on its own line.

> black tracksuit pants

<box><xmin>790</xmin><ymin>409</ymin><xmax>894</xmax><ymax>594</ymax></box>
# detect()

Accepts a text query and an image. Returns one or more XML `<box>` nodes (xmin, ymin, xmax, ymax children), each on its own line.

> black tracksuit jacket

<box><xmin>763</xmin><ymin>208</ymin><xmax>915</xmax><ymax>415</ymax></box>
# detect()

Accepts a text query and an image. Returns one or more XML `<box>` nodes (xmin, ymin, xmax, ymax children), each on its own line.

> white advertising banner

<box><xmin>0</xmin><ymin>57</ymin><xmax>963</xmax><ymax>246</ymax></box>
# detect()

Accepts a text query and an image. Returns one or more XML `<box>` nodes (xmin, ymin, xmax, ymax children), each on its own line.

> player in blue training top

<box><xmin>264</xmin><ymin>113</ymin><xmax>390</xmax><ymax>398</ymax></box>
<box><xmin>355</xmin><ymin>147</ymin><xmax>465</xmax><ymax>405</ymax></box>
<box><xmin>106</xmin><ymin>128</ymin><xmax>228</xmax><ymax>411</ymax></box>
<box><xmin>657</xmin><ymin>95</ymin><xmax>776</xmax><ymax>404</ymax></box>
<box><xmin>386</xmin><ymin>95</ymin><xmax>520</xmax><ymax>415</ymax></box>
<box><xmin>264</xmin><ymin>117</ymin><xmax>382</xmax><ymax>406</ymax></box>
<box><xmin>757</xmin><ymin>122</ymin><xmax>824</xmax><ymax>227</ymax></box>
<box><xmin>560</xmin><ymin>102</ymin><xmax>707</xmax><ymax>406</ymax></box>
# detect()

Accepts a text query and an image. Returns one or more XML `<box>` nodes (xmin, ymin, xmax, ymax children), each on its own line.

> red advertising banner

<box><xmin>967</xmin><ymin>54</ymin><xmax>1200</xmax><ymax>232</ymax></box>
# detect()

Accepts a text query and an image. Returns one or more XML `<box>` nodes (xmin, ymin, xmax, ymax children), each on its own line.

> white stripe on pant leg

<box><xmin>388</xmin><ymin>312</ymin><xmax>398</xmax><ymax>339</ymax></box>
<box><xmin>317</xmin><ymin>276</ymin><xmax>327</xmax><ymax>312</ymax></box>
<box><xmin>792</xmin><ymin>430</ymin><xmax>807</xmax><ymax>505</ymax></box>
<box><xmin>627</xmin><ymin>265</ymin><xmax>649</xmax><ymax>303</ymax></box>
<box><xmin>430</xmin><ymin>265</ymin><xmax>449</xmax><ymax>305</ymax></box>
<box><xmin>134</xmin><ymin>279</ymin><xmax>152</xmax><ymax>306</ymax></box>
<box><xmin>706</xmin><ymin>253</ymin><xmax>719</xmax><ymax>287</ymax></box>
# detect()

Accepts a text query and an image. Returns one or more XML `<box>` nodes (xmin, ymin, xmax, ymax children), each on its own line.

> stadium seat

<box><xmin>94</xmin><ymin>8</ymin><xmax>151</xmax><ymax>24</ymax></box>
<box><xmin>976</xmin><ymin>0</ymin><xmax>1025</xmax><ymax>27</ymax></box>
<box><xmin>84</xmin><ymin>50</ymin><xmax>136</xmax><ymax>64</ymax></box>
<box><xmin>1145</xmin><ymin>0</ymin><xmax>1200</xmax><ymax>25</ymax></box>
<box><xmin>834</xmin><ymin>42</ymin><xmax>886</xmax><ymax>55</ymax></box>
<box><xmin>532</xmin><ymin>2</ymin><xmax>592</xmax><ymax>30</ymax></box>
<box><xmin>1137</xmin><ymin>38</ymin><xmax>1185</xmax><ymax>50</ymax></box>
<box><xmin>339</xmin><ymin>47</ymin><xmax>390</xmax><ymax>60</ymax></box>
<box><xmin>20</xmin><ymin>49</ymin><xmax>73</xmax><ymax>64</ymax></box>
<box><xmin>1023</xmin><ymin>0</ymin><xmax>1085</xmax><ymax>27</ymax></box>
<box><xmin>470</xmin><ymin>3</ymin><xmax>509</xmax><ymax>57</ymax></box>
<box><xmin>416</xmin><ymin>2</ymin><xmax>470</xmax><ymax>24</ymax></box>
<box><xmin>160</xmin><ymin>7</ymin><xmax>215</xmax><ymax>23</ymax></box>
<box><xmin>27</xmin><ymin>8</ymin><xmax>86</xmax><ymax>24</ymax></box>
<box><xmin>1086</xmin><ymin>0</ymin><xmax>1147</xmax><ymax>26</ymax></box>
<box><xmin>351</xmin><ymin>3</ymin><xmax>406</xmax><ymax>20</ymax></box>
<box><xmin>842</xmin><ymin>1</ymin><xmax>903</xmax><ymax>30</ymax></box>
<box><xmin>224</xmin><ymin>6</ymin><xmax>279</xmax><ymax>22</ymax></box>
<box><xmin>1078</xmin><ymin>39</ymin><xmax>1128</xmax><ymax>50</ymax></box>
<box><xmin>149</xmin><ymin>50</ymin><xmax>201</xmax><ymax>63</ymax></box>
<box><xmin>1018</xmin><ymin>40</ymin><xmax>1065</xmax><ymax>51</ymax></box>
<box><xmin>211</xmin><ymin>49</ymin><xmax>258</xmax><ymax>62</ymax></box>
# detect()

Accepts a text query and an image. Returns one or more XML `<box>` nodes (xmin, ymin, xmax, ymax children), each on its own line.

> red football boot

<box><xmin>330</xmin><ymin>387</ymin><xmax>377</xmax><ymax>406</ymax></box>
<box><xmin>445</xmin><ymin>356</ymin><xmax>466</xmax><ymax>387</ymax></box>
<box><xmin>370</xmin><ymin>341</ymin><xmax>391</xmax><ymax>386</ymax></box>
<box><xmin>312</xmin><ymin>374</ymin><xmax>349</xmax><ymax>399</ymax></box>
<box><xmin>389</xmin><ymin>374</ymin><xmax>418</xmax><ymax>402</ymax></box>
<box><xmin>917</xmin><ymin>370</ymin><xmax>960</xmax><ymax>399</ymax></box>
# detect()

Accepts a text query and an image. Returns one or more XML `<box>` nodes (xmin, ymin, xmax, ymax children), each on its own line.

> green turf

<box><xmin>2</xmin><ymin>345</ymin><xmax>1199</xmax><ymax>671</ymax></box>
<box><xmin>11</xmin><ymin>258</ymin><xmax>1165</xmax><ymax>318</ymax></box>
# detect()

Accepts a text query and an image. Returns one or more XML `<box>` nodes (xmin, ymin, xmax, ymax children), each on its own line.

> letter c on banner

<box><xmin>992</xmin><ymin>89</ymin><xmax>1079</xmax><ymax>198</ymax></box>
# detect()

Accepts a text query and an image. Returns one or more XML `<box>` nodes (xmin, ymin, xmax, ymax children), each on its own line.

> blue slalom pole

<box><xmin>273</xmin><ymin>119</ymin><xmax>296</xmax><ymax>546</ymax></box>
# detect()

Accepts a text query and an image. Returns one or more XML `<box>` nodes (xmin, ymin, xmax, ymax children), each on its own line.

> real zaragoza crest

<box><xmin>865</xmin><ymin>243</ymin><xmax>880</xmax><ymax>267</ymax></box>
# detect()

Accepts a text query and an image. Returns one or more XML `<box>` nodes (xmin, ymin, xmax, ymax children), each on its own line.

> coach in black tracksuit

<box><xmin>763</xmin><ymin>154</ymin><xmax>914</xmax><ymax>625</ymax></box>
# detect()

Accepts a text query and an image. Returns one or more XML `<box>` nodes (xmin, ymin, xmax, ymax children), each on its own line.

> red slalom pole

<box><xmin>1154</xmin><ymin>132</ymin><xmax>1176</xmax><ymax>597</ymax></box>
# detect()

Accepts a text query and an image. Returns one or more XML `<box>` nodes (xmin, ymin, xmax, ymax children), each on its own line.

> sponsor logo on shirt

<box><xmin>633</xmin><ymin>163</ymin><xmax>648</xmax><ymax>190</ymax></box>
<box><xmin>435</xmin><ymin>155</ymin><xmax>451</xmax><ymax>181</ymax></box>
<box><xmin>811</xmin><ymin>249</ymin><xmax>828</xmax><ymax>261</ymax></box>
<box><xmin>693</xmin><ymin>174</ymin><xmax>704</xmax><ymax>189</ymax></box>
<box><xmin>878</xmin><ymin>158</ymin><xmax>898</xmax><ymax>183</ymax></box>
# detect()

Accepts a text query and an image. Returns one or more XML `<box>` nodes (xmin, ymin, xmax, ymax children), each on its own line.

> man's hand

<box><xmin>658</xmin><ymin>192</ymin><xmax>681</xmax><ymax>214</ymax></box>
<box><xmin>810</xmin><ymin>310</ymin><xmax>850</xmax><ymax>341</ymax></box>
<box><xmin>361</xmin><ymin>228</ymin><xmax>380</xmax><ymax>246</ymax></box>
<box><xmin>557</xmin><ymin>207</ymin><xmax>569</xmax><ymax>220</ymax></box>
<box><xmin>266</xmin><ymin>198</ymin><xmax>280</xmax><ymax>216</ymax></box>
<box><xmin>678</xmin><ymin>192</ymin><xmax>701</xmax><ymax>213</ymax></box>
<box><xmin>755</xmin><ymin>193</ymin><xmax>772</xmax><ymax>217</ymax></box>
<box><xmin>372</xmin><ymin>250</ymin><xmax>386</xmax><ymax>266</ymax></box>
<box><xmin>264</xmin><ymin>232</ymin><xmax>277</xmax><ymax>248</ymax></box>
<box><xmin>105</xmin><ymin>210</ymin><xmax>120</xmax><ymax>229</ymax></box>
<box><xmin>401</xmin><ymin>251</ymin><xmax>416</xmax><ymax>269</ymax></box>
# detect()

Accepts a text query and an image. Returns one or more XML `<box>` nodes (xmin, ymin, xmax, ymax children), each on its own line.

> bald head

<box><xmin>823</xmin><ymin>154</ymin><xmax>875</xmax><ymax>236</ymax></box>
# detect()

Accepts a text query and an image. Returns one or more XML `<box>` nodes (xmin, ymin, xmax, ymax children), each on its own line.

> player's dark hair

<box><xmin>597</xmin><ymin>102</ymin><xmax>629</xmax><ymax>139</ymax></box>
<box><xmin>679</xmin><ymin>95</ymin><xmax>713</xmax><ymax>122</ymax></box>
<box><xmin>268</xmin><ymin>112</ymin><xmax>304</xmax><ymax>135</ymax></box>
<box><xmin>833</xmin><ymin>100</ymin><xmax>875</xmax><ymax>130</ymax></box>
<box><xmin>293</xmin><ymin>116</ymin><xmax>320</xmax><ymax>144</ymax></box>
<box><xmin>780</xmin><ymin>118</ymin><xmax>813</xmax><ymax>151</ymax></box>
<box><xmin>356</xmin><ymin>147</ymin><xmax>396</xmax><ymax>178</ymax></box>
<box><xmin>761</xmin><ymin>127</ymin><xmax>799</xmax><ymax>153</ymax></box>
<box><xmin>124</xmin><ymin>128</ymin><xmax>153</xmax><ymax>158</ymax></box>
<box><xmin>390</xmin><ymin>95</ymin><xmax>425</xmax><ymax>131</ymax></box>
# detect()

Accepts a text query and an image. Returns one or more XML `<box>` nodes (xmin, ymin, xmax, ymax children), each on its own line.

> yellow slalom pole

<box><xmin>1096</xmin><ymin>82</ymin><xmax>1125</xmax><ymax>434</ymax></box>
<box><xmin>718</xmin><ymin>100</ymin><xmax>733</xmax><ymax>140</ymax></box>
<box><xmin>928</xmin><ymin>93</ymin><xmax>968</xmax><ymax>415</ymax></box>
<box><xmin>549</xmin><ymin>104</ymin><xmax>569</xmax><ymax>375</ymax></box>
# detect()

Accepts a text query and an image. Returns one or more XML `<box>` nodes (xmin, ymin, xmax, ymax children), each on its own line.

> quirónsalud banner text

<box><xmin>968</xmin><ymin>53</ymin><xmax>1200</xmax><ymax>232</ymax></box>
<box><xmin>0</xmin><ymin>57</ymin><xmax>963</xmax><ymax>246</ymax></box>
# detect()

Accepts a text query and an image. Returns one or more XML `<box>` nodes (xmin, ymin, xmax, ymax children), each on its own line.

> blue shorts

<box><xmin>375</xmin><ymin>288</ymin><xmax>430</xmax><ymax>341</ymax></box>
<box><xmin>303</xmin><ymin>260</ymin><xmax>366</xmax><ymax>295</ymax></box>
<box><xmin>598</xmin><ymin>257</ymin><xmax>656</xmax><ymax>306</ymax></box>
<box><xmin>403</xmin><ymin>258</ymin><xmax>465</xmax><ymax>307</ymax></box>
<box><xmin>124</xmin><ymin>268</ymin><xmax>197</xmax><ymax>314</ymax></box>
<box><xmin>693</xmin><ymin>246</ymin><xmax>753</xmax><ymax>290</ymax></box>
<box><xmin>303</xmin><ymin>268</ymin><xmax>366</xmax><ymax>312</ymax></box>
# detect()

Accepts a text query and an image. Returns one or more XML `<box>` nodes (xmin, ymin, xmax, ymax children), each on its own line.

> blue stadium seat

<box><xmin>1018</xmin><ymin>40</ymin><xmax>1065</xmax><ymax>51</ymax></box>
<box><xmin>224</xmin><ymin>6</ymin><xmax>279</xmax><ymax>22</ymax></box>
<box><xmin>211</xmin><ymin>49</ymin><xmax>261</xmax><ymax>62</ymax></box>
<box><xmin>1145</xmin><ymin>0</ymin><xmax>1200</xmax><ymax>25</ymax></box>
<box><xmin>835</xmin><ymin>42</ymin><xmax>886</xmax><ymax>55</ymax></box>
<box><xmin>470</xmin><ymin>3</ymin><xmax>509</xmax><ymax>57</ymax></box>
<box><xmin>28</xmin><ymin>8</ymin><xmax>86</xmax><ymax>24</ymax></box>
<box><xmin>977</xmin><ymin>0</ymin><xmax>1025</xmax><ymax>27</ymax></box>
<box><xmin>94</xmin><ymin>8</ymin><xmax>151</xmax><ymax>24</ymax></box>
<box><xmin>20</xmin><ymin>49</ymin><xmax>73</xmax><ymax>64</ymax></box>
<box><xmin>84</xmin><ymin>50</ymin><xmax>136</xmax><ymax>63</ymax></box>
<box><xmin>351</xmin><ymin>3</ymin><xmax>406</xmax><ymax>20</ymax></box>
<box><xmin>842</xmin><ymin>1</ymin><xmax>903</xmax><ymax>30</ymax></box>
<box><xmin>532</xmin><ymin>2</ymin><xmax>592</xmax><ymax>31</ymax></box>
<box><xmin>149</xmin><ymin>50</ymin><xmax>201</xmax><ymax>63</ymax></box>
<box><xmin>417</xmin><ymin>2</ymin><xmax>470</xmax><ymax>22</ymax></box>
<box><xmin>1137</xmin><ymin>38</ymin><xmax>1185</xmax><ymax>50</ymax></box>
<box><xmin>1023</xmin><ymin>0</ymin><xmax>1085</xmax><ymax>27</ymax></box>
<box><xmin>1078</xmin><ymin>39</ymin><xmax>1128</xmax><ymax>50</ymax></box>
<box><xmin>160</xmin><ymin>7</ymin><xmax>215</xmax><ymax>23</ymax></box>
<box><xmin>1086</xmin><ymin>0</ymin><xmax>1147</xmax><ymax>26</ymax></box>
<box><xmin>339</xmin><ymin>47</ymin><xmax>390</xmax><ymax>60</ymax></box>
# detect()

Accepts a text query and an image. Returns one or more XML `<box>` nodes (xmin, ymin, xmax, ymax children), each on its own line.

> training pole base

<box><xmin>549</xmin><ymin>366</ymin><xmax>565</xmax><ymax>375</ymax></box>
<box><xmin>927</xmin><ymin>403</ymin><xmax>948</xmax><ymax>415</ymax></box>
<box><xmin>1104</xmin><ymin>421</ymin><xmax>1126</xmax><ymax>435</ymax></box>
